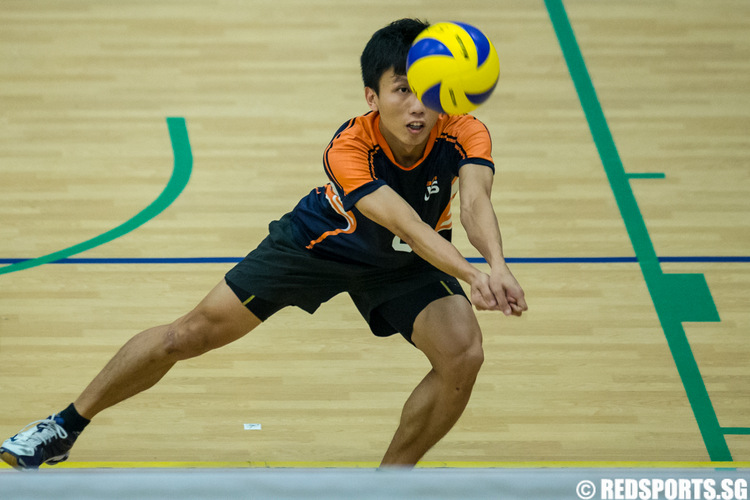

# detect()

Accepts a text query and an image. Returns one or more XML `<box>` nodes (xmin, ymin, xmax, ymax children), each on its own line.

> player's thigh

<box><xmin>411</xmin><ymin>294</ymin><xmax>483</xmax><ymax>372</ymax></box>
<box><xmin>168</xmin><ymin>280</ymin><xmax>262</xmax><ymax>355</ymax></box>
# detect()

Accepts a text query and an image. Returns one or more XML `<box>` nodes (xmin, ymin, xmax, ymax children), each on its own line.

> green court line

<box><xmin>0</xmin><ymin>117</ymin><xmax>192</xmax><ymax>276</ymax></box>
<box><xmin>545</xmin><ymin>0</ymin><xmax>731</xmax><ymax>461</ymax></box>
<box><xmin>626</xmin><ymin>173</ymin><xmax>666</xmax><ymax>179</ymax></box>
<box><xmin>723</xmin><ymin>428</ymin><xmax>750</xmax><ymax>436</ymax></box>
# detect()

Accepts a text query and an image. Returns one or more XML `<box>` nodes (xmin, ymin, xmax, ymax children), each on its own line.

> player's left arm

<box><xmin>458</xmin><ymin>163</ymin><xmax>528</xmax><ymax>316</ymax></box>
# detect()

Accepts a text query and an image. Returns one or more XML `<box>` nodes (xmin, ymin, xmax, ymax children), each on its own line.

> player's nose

<box><xmin>408</xmin><ymin>92</ymin><xmax>426</xmax><ymax>114</ymax></box>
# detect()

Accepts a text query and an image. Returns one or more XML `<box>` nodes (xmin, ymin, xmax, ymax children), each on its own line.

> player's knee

<box><xmin>459</xmin><ymin>339</ymin><xmax>484</xmax><ymax>380</ymax></box>
<box><xmin>439</xmin><ymin>346</ymin><xmax>483</xmax><ymax>402</ymax></box>
<box><xmin>437</xmin><ymin>329</ymin><xmax>484</xmax><ymax>386</ymax></box>
<box><xmin>162</xmin><ymin>312</ymin><xmax>220</xmax><ymax>360</ymax></box>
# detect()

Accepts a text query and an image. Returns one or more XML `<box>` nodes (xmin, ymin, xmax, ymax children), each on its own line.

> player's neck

<box><xmin>378</xmin><ymin>126</ymin><xmax>429</xmax><ymax>168</ymax></box>
<box><xmin>391</xmin><ymin>146</ymin><xmax>425</xmax><ymax>168</ymax></box>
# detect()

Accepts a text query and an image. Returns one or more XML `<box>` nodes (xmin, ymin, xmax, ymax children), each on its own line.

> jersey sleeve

<box><xmin>323</xmin><ymin>119</ymin><xmax>386</xmax><ymax>211</ymax></box>
<box><xmin>452</xmin><ymin>116</ymin><xmax>495</xmax><ymax>172</ymax></box>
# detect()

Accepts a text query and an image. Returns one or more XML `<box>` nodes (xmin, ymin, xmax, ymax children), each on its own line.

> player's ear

<box><xmin>364</xmin><ymin>87</ymin><xmax>379</xmax><ymax>112</ymax></box>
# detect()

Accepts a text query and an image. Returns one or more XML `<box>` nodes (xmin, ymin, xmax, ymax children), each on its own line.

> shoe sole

<box><xmin>46</xmin><ymin>453</ymin><xmax>70</xmax><ymax>466</ymax></box>
<box><xmin>0</xmin><ymin>450</ymin><xmax>24</xmax><ymax>471</ymax></box>
<box><xmin>1</xmin><ymin>450</ymin><xmax>68</xmax><ymax>471</ymax></box>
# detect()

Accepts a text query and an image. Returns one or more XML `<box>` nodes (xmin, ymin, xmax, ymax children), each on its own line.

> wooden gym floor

<box><xmin>0</xmin><ymin>0</ymin><xmax>748</xmax><ymax>468</ymax></box>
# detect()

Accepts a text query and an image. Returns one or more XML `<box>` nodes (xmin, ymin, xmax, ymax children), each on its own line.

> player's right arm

<box><xmin>355</xmin><ymin>185</ymin><xmax>504</xmax><ymax>312</ymax></box>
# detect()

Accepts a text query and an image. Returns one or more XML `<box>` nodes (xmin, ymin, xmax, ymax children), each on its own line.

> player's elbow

<box><xmin>394</xmin><ymin>228</ymin><xmax>418</xmax><ymax>251</ymax></box>
<box><xmin>459</xmin><ymin>209</ymin><xmax>480</xmax><ymax>236</ymax></box>
<box><xmin>459</xmin><ymin>209</ymin><xmax>471</xmax><ymax>228</ymax></box>
<box><xmin>459</xmin><ymin>193</ymin><xmax>486</xmax><ymax>221</ymax></box>
<box><xmin>392</xmin><ymin>220</ymin><xmax>430</xmax><ymax>254</ymax></box>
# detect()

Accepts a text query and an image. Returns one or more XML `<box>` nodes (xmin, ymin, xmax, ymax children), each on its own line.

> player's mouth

<box><xmin>406</xmin><ymin>122</ymin><xmax>425</xmax><ymax>134</ymax></box>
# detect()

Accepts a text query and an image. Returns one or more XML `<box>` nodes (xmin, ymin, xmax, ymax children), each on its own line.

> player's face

<box><xmin>365</xmin><ymin>68</ymin><xmax>440</xmax><ymax>166</ymax></box>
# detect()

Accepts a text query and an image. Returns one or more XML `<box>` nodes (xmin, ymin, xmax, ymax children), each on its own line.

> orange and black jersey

<box><xmin>288</xmin><ymin>111</ymin><xmax>494</xmax><ymax>268</ymax></box>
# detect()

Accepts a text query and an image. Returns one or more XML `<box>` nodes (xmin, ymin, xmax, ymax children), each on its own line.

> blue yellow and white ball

<box><xmin>406</xmin><ymin>22</ymin><xmax>500</xmax><ymax>115</ymax></box>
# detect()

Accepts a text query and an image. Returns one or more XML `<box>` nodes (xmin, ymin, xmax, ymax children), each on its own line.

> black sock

<box><xmin>57</xmin><ymin>403</ymin><xmax>90</xmax><ymax>434</ymax></box>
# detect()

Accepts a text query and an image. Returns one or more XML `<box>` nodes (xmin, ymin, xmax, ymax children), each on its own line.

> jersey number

<box><xmin>392</xmin><ymin>236</ymin><xmax>413</xmax><ymax>253</ymax></box>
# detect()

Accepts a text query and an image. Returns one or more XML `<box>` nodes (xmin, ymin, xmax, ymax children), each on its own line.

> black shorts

<box><xmin>224</xmin><ymin>214</ymin><xmax>468</xmax><ymax>344</ymax></box>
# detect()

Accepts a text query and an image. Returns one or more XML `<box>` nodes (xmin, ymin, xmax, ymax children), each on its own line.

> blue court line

<box><xmin>1</xmin><ymin>256</ymin><xmax>748</xmax><ymax>265</ymax></box>
<box><xmin>0</xmin><ymin>118</ymin><xmax>192</xmax><ymax>276</ymax></box>
<box><xmin>659</xmin><ymin>256</ymin><xmax>750</xmax><ymax>263</ymax></box>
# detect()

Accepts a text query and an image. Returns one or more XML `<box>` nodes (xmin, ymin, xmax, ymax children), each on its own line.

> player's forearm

<box><xmin>460</xmin><ymin>196</ymin><xmax>506</xmax><ymax>269</ymax></box>
<box><xmin>355</xmin><ymin>186</ymin><xmax>482</xmax><ymax>284</ymax></box>
<box><xmin>399</xmin><ymin>222</ymin><xmax>481</xmax><ymax>285</ymax></box>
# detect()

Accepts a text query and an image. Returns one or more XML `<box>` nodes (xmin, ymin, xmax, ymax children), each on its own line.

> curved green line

<box><xmin>0</xmin><ymin>117</ymin><xmax>192</xmax><ymax>276</ymax></box>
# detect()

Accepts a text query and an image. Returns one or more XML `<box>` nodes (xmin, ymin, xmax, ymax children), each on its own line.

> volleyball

<box><xmin>406</xmin><ymin>22</ymin><xmax>500</xmax><ymax>115</ymax></box>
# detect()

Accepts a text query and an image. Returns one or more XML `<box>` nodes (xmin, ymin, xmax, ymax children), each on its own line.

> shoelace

<box><xmin>14</xmin><ymin>418</ymin><xmax>69</xmax><ymax>446</ymax></box>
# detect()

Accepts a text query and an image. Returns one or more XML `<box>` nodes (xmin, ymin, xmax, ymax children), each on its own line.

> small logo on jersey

<box><xmin>424</xmin><ymin>177</ymin><xmax>440</xmax><ymax>201</ymax></box>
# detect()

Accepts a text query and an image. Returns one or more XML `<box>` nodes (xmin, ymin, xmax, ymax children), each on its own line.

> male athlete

<box><xmin>1</xmin><ymin>18</ymin><xmax>526</xmax><ymax>469</ymax></box>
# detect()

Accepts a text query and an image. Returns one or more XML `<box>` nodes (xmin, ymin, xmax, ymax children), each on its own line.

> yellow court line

<box><xmin>2</xmin><ymin>460</ymin><xmax>745</xmax><ymax>470</ymax></box>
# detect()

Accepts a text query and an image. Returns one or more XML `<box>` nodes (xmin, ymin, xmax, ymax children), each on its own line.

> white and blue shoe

<box><xmin>1</xmin><ymin>416</ymin><xmax>78</xmax><ymax>470</ymax></box>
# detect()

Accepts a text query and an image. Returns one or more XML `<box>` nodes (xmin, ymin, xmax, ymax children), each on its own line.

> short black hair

<box><xmin>360</xmin><ymin>18</ymin><xmax>429</xmax><ymax>94</ymax></box>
